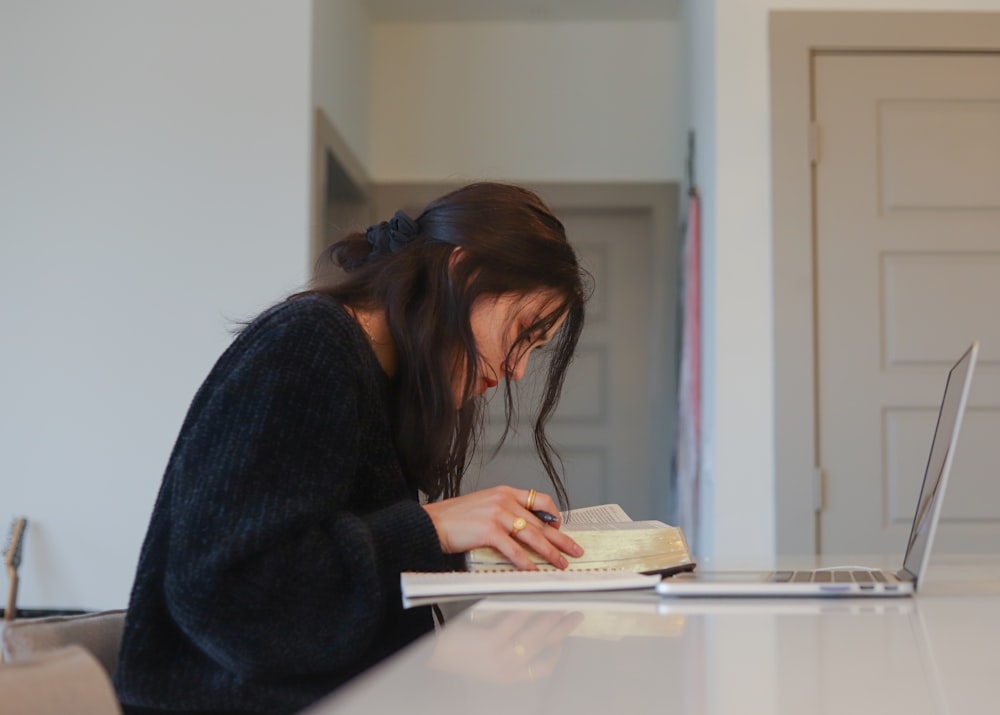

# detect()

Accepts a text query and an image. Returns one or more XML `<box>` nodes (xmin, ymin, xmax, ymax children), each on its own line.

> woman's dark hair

<box><xmin>301</xmin><ymin>182</ymin><xmax>589</xmax><ymax>505</ymax></box>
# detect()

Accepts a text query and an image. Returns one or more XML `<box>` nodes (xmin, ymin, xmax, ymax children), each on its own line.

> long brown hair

<box><xmin>303</xmin><ymin>182</ymin><xmax>588</xmax><ymax>504</ymax></box>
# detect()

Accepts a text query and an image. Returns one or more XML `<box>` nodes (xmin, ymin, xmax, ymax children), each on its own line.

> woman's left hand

<box><xmin>422</xmin><ymin>486</ymin><xmax>583</xmax><ymax>570</ymax></box>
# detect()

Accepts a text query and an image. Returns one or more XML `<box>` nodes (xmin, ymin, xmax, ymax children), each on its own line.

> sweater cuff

<box><xmin>365</xmin><ymin>500</ymin><xmax>455</xmax><ymax>592</ymax></box>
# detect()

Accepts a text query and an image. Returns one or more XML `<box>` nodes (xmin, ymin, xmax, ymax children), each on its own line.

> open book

<box><xmin>400</xmin><ymin>505</ymin><xmax>695</xmax><ymax>607</ymax></box>
<box><xmin>466</xmin><ymin>503</ymin><xmax>695</xmax><ymax>576</ymax></box>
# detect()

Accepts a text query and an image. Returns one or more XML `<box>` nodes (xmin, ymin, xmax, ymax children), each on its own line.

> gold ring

<box><xmin>525</xmin><ymin>488</ymin><xmax>537</xmax><ymax>510</ymax></box>
<box><xmin>511</xmin><ymin>517</ymin><xmax>527</xmax><ymax>536</ymax></box>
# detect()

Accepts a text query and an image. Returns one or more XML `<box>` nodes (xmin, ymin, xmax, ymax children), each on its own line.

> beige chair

<box><xmin>1</xmin><ymin>609</ymin><xmax>127</xmax><ymax>677</ymax></box>
<box><xmin>0</xmin><ymin>644</ymin><xmax>122</xmax><ymax>715</ymax></box>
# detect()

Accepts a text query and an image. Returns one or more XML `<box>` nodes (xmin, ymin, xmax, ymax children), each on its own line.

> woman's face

<box><xmin>460</xmin><ymin>289</ymin><xmax>567</xmax><ymax>407</ymax></box>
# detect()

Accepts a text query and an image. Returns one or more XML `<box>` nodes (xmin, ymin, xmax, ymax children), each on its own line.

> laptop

<box><xmin>657</xmin><ymin>341</ymin><xmax>979</xmax><ymax>598</ymax></box>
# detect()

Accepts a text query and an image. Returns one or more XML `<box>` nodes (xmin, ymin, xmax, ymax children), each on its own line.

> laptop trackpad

<box><xmin>669</xmin><ymin>571</ymin><xmax>774</xmax><ymax>583</ymax></box>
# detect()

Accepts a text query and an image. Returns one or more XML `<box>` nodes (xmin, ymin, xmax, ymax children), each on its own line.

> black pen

<box><xmin>532</xmin><ymin>510</ymin><xmax>560</xmax><ymax>525</ymax></box>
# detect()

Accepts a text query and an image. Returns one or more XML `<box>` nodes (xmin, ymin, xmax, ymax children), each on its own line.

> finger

<box><xmin>524</xmin><ymin>517</ymin><xmax>583</xmax><ymax>559</ymax></box>
<box><xmin>489</xmin><ymin>514</ymin><xmax>540</xmax><ymax>571</ymax></box>
<box><xmin>514</xmin><ymin>524</ymin><xmax>573</xmax><ymax>569</ymax></box>
<box><xmin>529</xmin><ymin>492</ymin><xmax>563</xmax><ymax>526</ymax></box>
<box><xmin>498</xmin><ymin>542</ymin><xmax>539</xmax><ymax>571</ymax></box>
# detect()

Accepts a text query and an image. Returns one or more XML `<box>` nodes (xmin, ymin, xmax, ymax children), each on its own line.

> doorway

<box><xmin>771</xmin><ymin>12</ymin><xmax>1000</xmax><ymax>554</ymax></box>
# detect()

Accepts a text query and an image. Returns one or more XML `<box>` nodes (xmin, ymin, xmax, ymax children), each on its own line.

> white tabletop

<box><xmin>304</xmin><ymin>555</ymin><xmax>1000</xmax><ymax>715</ymax></box>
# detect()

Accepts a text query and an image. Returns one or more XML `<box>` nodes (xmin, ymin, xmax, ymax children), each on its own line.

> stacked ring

<box><xmin>525</xmin><ymin>488</ymin><xmax>537</xmax><ymax>510</ymax></box>
<box><xmin>511</xmin><ymin>517</ymin><xmax>527</xmax><ymax>536</ymax></box>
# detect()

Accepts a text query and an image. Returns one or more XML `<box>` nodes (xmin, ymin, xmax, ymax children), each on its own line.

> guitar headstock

<box><xmin>3</xmin><ymin>517</ymin><xmax>27</xmax><ymax>571</ymax></box>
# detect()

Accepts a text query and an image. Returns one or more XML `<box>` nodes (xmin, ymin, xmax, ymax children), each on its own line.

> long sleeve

<box><xmin>116</xmin><ymin>295</ymin><xmax>457</xmax><ymax>715</ymax></box>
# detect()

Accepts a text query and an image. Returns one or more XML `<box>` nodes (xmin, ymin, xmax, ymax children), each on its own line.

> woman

<box><xmin>114</xmin><ymin>182</ymin><xmax>589</xmax><ymax>715</ymax></box>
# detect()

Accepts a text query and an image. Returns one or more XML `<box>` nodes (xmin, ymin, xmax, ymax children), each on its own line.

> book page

<box><xmin>560</xmin><ymin>504</ymin><xmax>672</xmax><ymax>530</ymax></box>
<box><xmin>562</xmin><ymin>520</ymin><xmax>670</xmax><ymax>532</ymax></box>
<box><xmin>561</xmin><ymin>503</ymin><xmax>632</xmax><ymax>525</ymax></box>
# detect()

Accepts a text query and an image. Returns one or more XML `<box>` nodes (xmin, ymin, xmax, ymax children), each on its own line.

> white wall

<box><xmin>689</xmin><ymin>0</ymin><xmax>1000</xmax><ymax>561</ymax></box>
<box><xmin>0</xmin><ymin>0</ymin><xmax>314</xmax><ymax>609</ymax></box>
<box><xmin>370</xmin><ymin>20</ymin><xmax>683</xmax><ymax>182</ymax></box>
<box><xmin>312</xmin><ymin>0</ymin><xmax>372</xmax><ymax>169</ymax></box>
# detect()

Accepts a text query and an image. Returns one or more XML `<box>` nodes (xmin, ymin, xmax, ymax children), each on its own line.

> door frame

<box><xmin>311</xmin><ymin>107</ymin><xmax>371</xmax><ymax>271</ymax></box>
<box><xmin>770</xmin><ymin>11</ymin><xmax>1000</xmax><ymax>554</ymax></box>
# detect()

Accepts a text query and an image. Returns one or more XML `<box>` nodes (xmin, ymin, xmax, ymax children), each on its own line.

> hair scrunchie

<box><xmin>366</xmin><ymin>210</ymin><xmax>420</xmax><ymax>256</ymax></box>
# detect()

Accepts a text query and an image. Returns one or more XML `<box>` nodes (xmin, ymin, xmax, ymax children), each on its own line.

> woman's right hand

<box><xmin>421</xmin><ymin>485</ymin><xmax>583</xmax><ymax>570</ymax></box>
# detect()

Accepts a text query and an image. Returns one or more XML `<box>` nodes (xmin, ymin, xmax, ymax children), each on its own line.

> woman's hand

<box><xmin>422</xmin><ymin>486</ymin><xmax>584</xmax><ymax>570</ymax></box>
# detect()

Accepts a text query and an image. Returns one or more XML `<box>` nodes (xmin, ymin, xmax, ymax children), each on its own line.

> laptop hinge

<box><xmin>813</xmin><ymin>466</ymin><xmax>825</xmax><ymax>512</ymax></box>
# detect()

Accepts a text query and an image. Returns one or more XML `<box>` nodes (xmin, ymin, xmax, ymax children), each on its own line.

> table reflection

<box><xmin>308</xmin><ymin>585</ymin><xmax>1000</xmax><ymax>715</ymax></box>
<box><xmin>426</xmin><ymin>607</ymin><xmax>583</xmax><ymax>683</ymax></box>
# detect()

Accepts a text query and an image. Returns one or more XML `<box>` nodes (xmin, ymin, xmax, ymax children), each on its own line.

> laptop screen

<box><xmin>901</xmin><ymin>342</ymin><xmax>978</xmax><ymax>579</ymax></box>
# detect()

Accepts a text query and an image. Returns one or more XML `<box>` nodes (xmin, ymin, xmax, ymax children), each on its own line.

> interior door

<box><xmin>813</xmin><ymin>53</ymin><xmax>1000</xmax><ymax>554</ymax></box>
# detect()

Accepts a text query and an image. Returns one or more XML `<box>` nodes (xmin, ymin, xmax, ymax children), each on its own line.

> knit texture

<box><xmin>114</xmin><ymin>294</ymin><xmax>460</xmax><ymax>715</ymax></box>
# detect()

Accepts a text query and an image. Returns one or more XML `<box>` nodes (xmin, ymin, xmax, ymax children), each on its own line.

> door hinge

<box><xmin>809</xmin><ymin>121</ymin><xmax>822</xmax><ymax>164</ymax></box>
<box><xmin>813</xmin><ymin>466</ymin><xmax>825</xmax><ymax>513</ymax></box>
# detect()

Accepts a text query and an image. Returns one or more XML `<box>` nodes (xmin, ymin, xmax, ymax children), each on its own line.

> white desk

<box><xmin>305</xmin><ymin>555</ymin><xmax>1000</xmax><ymax>715</ymax></box>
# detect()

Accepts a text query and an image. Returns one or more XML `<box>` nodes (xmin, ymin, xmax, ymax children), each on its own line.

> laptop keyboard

<box><xmin>770</xmin><ymin>570</ymin><xmax>891</xmax><ymax>584</ymax></box>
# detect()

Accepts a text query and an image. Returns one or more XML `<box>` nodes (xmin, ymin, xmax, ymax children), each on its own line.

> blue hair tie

<box><xmin>366</xmin><ymin>210</ymin><xmax>420</xmax><ymax>256</ymax></box>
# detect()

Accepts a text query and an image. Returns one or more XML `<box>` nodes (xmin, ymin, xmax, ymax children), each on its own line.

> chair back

<box><xmin>0</xmin><ymin>644</ymin><xmax>122</xmax><ymax>715</ymax></box>
<box><xmin>1</xmin><ymin>609</ymin><xmax>127</xmax><ymax>676</ymax></box>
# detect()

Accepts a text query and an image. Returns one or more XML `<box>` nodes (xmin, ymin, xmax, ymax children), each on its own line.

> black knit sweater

<box><xmin>114</xmin><ymin>294</ymin><xmax>459</xmax><ymax>715</ymax></box>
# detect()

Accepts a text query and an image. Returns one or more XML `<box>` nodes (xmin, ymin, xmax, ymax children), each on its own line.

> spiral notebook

<box><xmin>400</xmin><ymin>569</ymin><xmax>662</xmax><ymax>608</ymax></box>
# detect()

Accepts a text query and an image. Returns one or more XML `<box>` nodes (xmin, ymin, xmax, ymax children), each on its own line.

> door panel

<box><xmin>814</xmin><ymin>53</ymin><xmax>1000</xmax><ymax>554</ymax></box>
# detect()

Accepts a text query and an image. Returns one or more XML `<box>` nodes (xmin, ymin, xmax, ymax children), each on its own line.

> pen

<box><xmin>532</xmin><ymin>510</ymin><xmax>559</xmax><ymax>525</ymax></box>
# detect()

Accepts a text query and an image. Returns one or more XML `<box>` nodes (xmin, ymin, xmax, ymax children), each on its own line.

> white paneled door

<box><xmin>813</xmin><ymin>53</ymin><xmax>1000</xmax><ymax>554</ymax></box>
